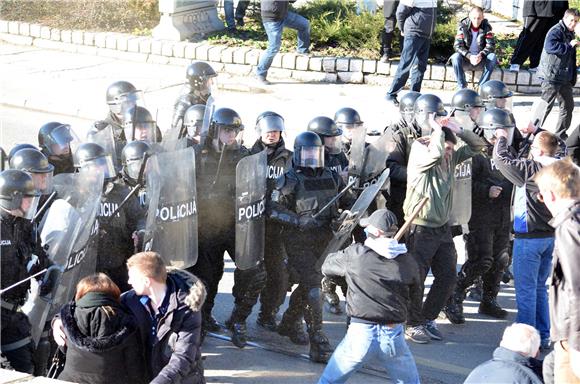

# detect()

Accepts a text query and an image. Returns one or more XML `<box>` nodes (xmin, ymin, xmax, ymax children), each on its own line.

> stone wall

<box><xmin>2</xmin><ymin>19</ymin><xmax>579</xmax><ymax>94</ymax></box>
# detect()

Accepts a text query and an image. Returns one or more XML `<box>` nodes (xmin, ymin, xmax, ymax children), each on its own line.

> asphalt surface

<box><xmin>1</xmin><ymin>40</ymin><xmax>576</xmax><ymax>383</ymax></box>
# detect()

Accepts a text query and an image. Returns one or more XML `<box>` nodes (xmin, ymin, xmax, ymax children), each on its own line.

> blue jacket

<box><xmin>538</xmin><ymin>20</ymin><xmax>578</xmax><ymax>85</ymax></box>
<box><xmin>464</xmin><ymin>347</ymin><xmax>543</xmax><ymax>384</ymax></box>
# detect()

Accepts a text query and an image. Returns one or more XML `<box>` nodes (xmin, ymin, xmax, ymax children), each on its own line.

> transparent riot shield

<box><xmin>360</xmin><ymin>130</ymin><xmax>396</xmax><ymax>186</ymax></box>
<box><xmin>24</xmin><ymin>168</ymin><xmax>103</xmax><ymax>346</ymax></box>
<box><xmin>235</xmin><ymin>150</ymin><xmax>267</xmax><ymax>270</ymax></box>
<box><xmin>200</xmin><ymin>95</ymin><xmax>216</xmax><ymax>146</ymax></box>
<box><xmin>161</xmin><ymin>125</ymin><xmax>188</xmax><ymax>153</ymax></box>
<box><xmin>145</xmin><ymin>147</ymin><xmax>198</xmax><ymax>269</ymax></box>
<box><xmin>315</xmin><ymin>169</ymin><xmax>390</xmax><ymax>271</ymax></box>
<box><xmin>86</xmin><ymin>125</ymin><xmax>119</xmax><ymax>170</ymax></box>
<box><xmin>347</xmin><ymin>126</ymin><xmax>367</xmax><ymax>187</ymax></box>
<box><xmin>449</xmin><ymin>149</ymin><xmax>472</xmax><ymax>226</ymax></box>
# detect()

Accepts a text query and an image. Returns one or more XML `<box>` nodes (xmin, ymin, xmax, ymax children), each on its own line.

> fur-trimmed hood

<box><xmin>166</xmin><ymin>268</ymin><xmax>206</xmax><ymax>313</ymax></box>
<box><xmin>61</xmin><ymin>301</ymin><xmax>138</xmax><ymax>353</ymax></box>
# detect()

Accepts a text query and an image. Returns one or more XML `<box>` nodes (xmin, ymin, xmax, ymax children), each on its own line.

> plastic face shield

<box><xmin>30</xmin><ymin>172</ymin><xmax>54</xmax><ymax>195</ymax></box>
<box><xmin>454</xmin><ymin>110</ymin><xmax>476</xmax><ymax>132</ymax></box>
<box><xmin>485</xmin><ymin>97</ymin><xmax>513</xmax><ymax>112</ymax></box>
<box><xmin>324</xmin><ymin>136</ymin><xmax>343</xmax><ymax>155</ymax></box>
<box><xmin>20</xmin><ymin>195</ymin><xmax>40</xmax><ymax>220</ymax></box>
<box><xmin>186</xmin><ymin>119</ymin><xmax>203</xmax><ymax>138</ymax></box>
<box><xmin>337</xmin><ymin>123</ymin><xmax>364</xmax><ymax>142</ymax></box>
<box><xmin>109</xmin><ymin>90</ymin><xmax>144</xmax><ymax>116</ymax></box>
<box><xmin>124</xmin><ymin>122</ymin><xmax>156</xmax><ymax>143</ymax></box>
<box><xmin>125</xmin><ymin>158</ymin><xmax>143</xmax><ymax>181</ymax></box>
<box><xmin>416</xmin><ymin>112</ymin><xmax>439</xmax><ymax>137</ymax></box>
<box><xmin>49</xmin><ymin>124</ymin><xmax>73</xmax><ymax>155</ymax></box>
<box><xmin>483</xmin><ymin>127</ymin><xmax>515</xmax><ymax>146</ymax></box>
<box><xmin>214</xmin><ymin>126</ymin><xmax>242</xmax><ymax>152</ymax></box>
<box><xmin>299</xmin><ymin>146</ymin><xmax>325</xmax><ymax>168</ymax></box>
<box><xmin>82</xmin><ymin>155</ymin><xmax>116</xmax><ymax>179</ymax></box>
<box><xmin>190</xmin><ymin>77</ymin><xmax>217</xmax><ymax>99</ymax></box>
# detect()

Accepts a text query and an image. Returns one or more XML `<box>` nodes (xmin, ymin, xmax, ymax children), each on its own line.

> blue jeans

<box><xmin>223</xmin><ymin>0</ymin><xmax>249</xmax><ymax>29</ymax></box>
<box><xmin>450</xmin><ymin>52</ymin><xmax>496</xmax><ymax>89</ymax></box>
<box><xmin>513</xmin><ymin>237</ymin><xmax>554</xmax><ymax>340</ymax></box>
<box><xmin>256</xmin><ymin>12</ymin><xmax>310</xmax><ymax>78</ymax></box>
<box><xmin>318</xmin><ymin>323</ymin><xmax>419</xmax><ymax>384</ymax></box>
<box><xmin>387</xmin><ymin>34</ymin><xmax>431</xmax><ymax>96</ymax></box>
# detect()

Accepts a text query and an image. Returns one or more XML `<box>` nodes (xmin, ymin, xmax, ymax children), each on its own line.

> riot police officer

<box><xmin>334</xmin><ymin>107</ymin><xmax>364</xmax><ymax>154</ymax></box>
<box><xmin>270</xmin><ymin>131</ymin><xmax>349</xmax><ymax>363</ymax></box>
<box><xmin>9</xmin><ymin>149</ymin><xmax>54</xmax><ymax>197</ymax></box>
<box><xmin>250</xmin><ymin>111</ymin><xmax>293</xmax><ymax>331</ymax></box>
<box><xmin>308</xmin><ymin>116</ymin><xmax>348</xmax><ymax>178</ymax></box>
<box><xmin>182</xmin><ymin>104</ymin><xmax>206</xmax><ymax>146</ymax></box>
<box><xmin>74</xmin><ymin>143</ymin><xmax>144</xmax><ymax>292</ymax></box>
<box><xmin>0</xmin><ymin>170</ymin><xmax>42</xmax><ymax>373</ymax></box>
<box><xmin>187</xmin><ymin>108</ymin><xmax>265</xmax><ymax>349</ymax></box>
<box><xmin>171</xmin><ymin>62</ymin><xmax>217</xmax><ymax>131</ymax></box>
<box><xmin>123</xmin><ymin>106</ymin><xmax>162</xmax><ymax>144</ymax></box>
<box><xmin>479</xmin><ymin>80</ymin><xmax>513</xmax><ymax>111</ymax></box>
<box><xmin>444</xmin><ymin>108</ymin><xmax>515</xmax><ymax>324</ymax></box>
<box><xmin>120</xmin><ymin>140</ymin><xmax>153</xmax><ymax>209</ymax></box>
<box><xmin>38</xmin><ymin>122</ymin><xmax>75</xmax><ymax>175</ymax></box>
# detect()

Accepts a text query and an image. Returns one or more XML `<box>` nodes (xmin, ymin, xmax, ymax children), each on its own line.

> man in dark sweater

<box><xmin>509</xmin><ymin>0</ymin><xmax>569</xmax><ymax>72</ymax></box>
<box><xmin>538</xmin><ymin>8</ymin><xmax>579</xmax><ymax>140</ymax></box>
<box><xmin>255</xmin><ymin>0</ymin><xmax>310</xmax><ymax>85</ymax></box>
<box><xmin>318</xmin><ymin>209</ymin><xmax>420</xmax><ymax>384</ymax></box>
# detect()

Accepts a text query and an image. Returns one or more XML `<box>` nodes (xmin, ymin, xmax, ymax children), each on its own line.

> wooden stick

<box><xmin>394</xmin><ymin>197</ymin><xmax>429</xmax><ymax>241</ymax></box>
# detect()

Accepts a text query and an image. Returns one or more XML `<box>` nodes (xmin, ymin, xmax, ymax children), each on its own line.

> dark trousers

<box><xmin>541</xmin><ymin>81</ymin><xmax>575</xmax><ymax>139</ymax></box>
<box><xmin>406</xmin><ymin>224</ymin><xmax>457</xmax><ymax>326</ymax></box>
<box><xmin>511</xmin><ymin>16</ymin><xmax>558</xmax><ymax>67</ymax></box>
<box><xmin>231</xmin><ymin>262</ymin><xmax>267</xmax><ymax>322</ymax></box>
<box><xmin>387</xmin><ymin>35</ymin><xmax>431</xmax><ymax>96</ymax></box>
<box><xmin>459</xmin><ymin>225</ymin><xmax>510</xmax><ymax>298</ymax></box>
<box><xmin>1</xmin><ymin>310</ymin><xmax>34</xmax><ymax>374</ymax></box>
<box><xmin>258</xmin><ymin>226</ymin><xmax>289</xmax><ymax>316</ymax></box>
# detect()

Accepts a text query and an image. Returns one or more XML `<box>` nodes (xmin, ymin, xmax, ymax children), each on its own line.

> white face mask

<box><xmin>363</xmin><ymin>232</ymin><xmax>407</xmax><ymax>259</ymax></box>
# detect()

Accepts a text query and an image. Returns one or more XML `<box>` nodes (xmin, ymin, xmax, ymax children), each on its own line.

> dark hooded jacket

<box><xmin>121</xmin><ymin>269</ymin><xmax>207</xmax><ymax>384</ymax></box>
<box><xmin>58</xmin><ymin>293</ymin><xmax>147</xmax><ymax>384</ymax></box>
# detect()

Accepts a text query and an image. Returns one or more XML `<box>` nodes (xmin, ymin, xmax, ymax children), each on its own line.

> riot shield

<box><xmin>360</xmin><ymin>130</ymin><xmax>395</xmax><ymax>187</ymax></box>
<box><xmin>235</xmin><ymin>150</ymin><xmax>267</xmax><ymax>270</ymax></box>
<box><xmin>161</xmin><ymin>125</ymin><xmax>188</xmax><ymax>152</ymax></box>
<box><xmin>449</xmin><ymin>151</ymin><xmax>472</xmax><ymax>226</ymax></box>
<box><xmin>145</xmin><ymin>147</ymin><xmax>198</xmax><ymax>269</ymax></box>
<box><xmin>347</xmin><ymin>126</ymin><xmax>367</xmax><ymax>187</ymax></box>
<box><xmin>24</xmin><ymin>169</ymin><xmax>103</xmax><ymax>346</ymax></box>
<box><xmin>87</xmin><ymin>124</ymin><xmax>119</xmax><ymax>170</ymax></box>
<box><xmin>200</xmin><ymin>95</ymin><xmax>216</xmax><ymax>146</ymax></box>
<box><xmin>315</xmin><ymin>168</ymin><xmax>390</xmax><ymax>271</ymax></box>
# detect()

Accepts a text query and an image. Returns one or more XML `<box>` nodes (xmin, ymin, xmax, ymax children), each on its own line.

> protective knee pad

<box><xmin>494</xmin><ymin>249</ymin><xmax>510</xmax><ymax>272</ymax></box>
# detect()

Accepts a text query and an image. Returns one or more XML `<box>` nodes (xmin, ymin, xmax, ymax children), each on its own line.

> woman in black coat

<box><xmin>57</xmin><ymin>273</ymin><xmax>147</xmax><ymax>384</ymax></box>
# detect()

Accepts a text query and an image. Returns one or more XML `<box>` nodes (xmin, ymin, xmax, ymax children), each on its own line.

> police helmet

<box><xmin>293</xmin><ymin>131</ymin><xmax>325</xmax><ymax>169</ymax></box>
<box><xmin>0</xmin><ymin>169</ymin><xmax>40</xmax><ymax>219</ymax></box>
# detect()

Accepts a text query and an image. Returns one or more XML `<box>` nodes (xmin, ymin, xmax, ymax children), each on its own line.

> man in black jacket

<box><xmin>318</xmin><ymin>209</ymin><xmax>420</xmax><ymax>384</ymax></box>
<box><xmin>449</xmin><ymin>7</ymin><xmax>496</xmax><ymax>90</ymax></box>
<box><xmin>538</xmin><ymin>8</ymin><xmax>579</xmax><ymax>140</ymax></box>
<box><xmin>509</xmin><ymin>0</ymin><xmax>569</xmax><ymax>71</ymax></box>
<box><xmin>535</xmin><ymin>159</ymin><xmax>580</xmax><ymax>382</ymax></box>
<box><xmin>255</xmin><ymin>1</ymin><xmax>310</xmax><ymax>85</ymax></box>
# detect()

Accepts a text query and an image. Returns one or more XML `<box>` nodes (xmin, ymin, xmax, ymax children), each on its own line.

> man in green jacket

<box><xmin>403</xmin><ymin>115</ymin><xmax>485</xmax><ymax>344</ymax></box>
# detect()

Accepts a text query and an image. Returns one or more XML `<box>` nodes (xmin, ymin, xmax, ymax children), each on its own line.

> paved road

<box><xmin>0</xmin><ymin>41</ymin><xmax>569</xmax><ymax>383</ymax></box>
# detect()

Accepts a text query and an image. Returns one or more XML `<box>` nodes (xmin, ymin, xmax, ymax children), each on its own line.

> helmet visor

<box><xmin>256</xmin><ymin>115</ymin><xmax>285</xmax><ymax>135</ymax></box>
<box><xmin>299</xmin><ymin>146</ymin><xmax>325</xmax><ymax>168</ymax></box>
<box><xmin>189</xmin><ymin>77</ymin><xmax>217</xmax><ymax>99</ymax></box>
<box><xmin>214</xmin><ymin>126</ymin><xmax>242</xmax><ymax>151</ymax></box>
<box><xmin>30</xmin><ymin>172</ymin><xmax>54</xmax><ymax>195</ymax></box>
<box><xmin>337</xmin><ymin>123</ymin><xmax>364</xmax><ymax>142</ymax></box>
<box><xmin>185</xmin><ymin>119</ymin><xmax>203</xmax><ymax>139</ymax></box>
<box><xmin>125</xmin><ymin>158</ymin><xmax>143</xmax><ymax>181</ymax></box>
<box><xmin>124</xmin><ymin>122</ymin><xmax>156</xmax><ymax>143</ymax></box>
<box><xmin>82</xmin><ymin>155</ymin><xmax>116</xmax><ymax>179</ymax></box>
<box><xmin>454</xmin><ymin>110</ymin><xmax>476</xmax><ymax>132</ymax></box>
<box><xmin>415</xmin><ymin>112</ymin><xmax>437</xmax><ymax>137</ymax></box>
<box><xmin>20</xmin><ymin>195</ymin><xmax>40</xmax><ymax>220</ymax></box>
<box><xmin>483</xmin><ymin>127</ymin><xmax>515</xmax><ymax>146</ymax></box>
<box><xmin>323</xmin><ymin>136</ymin><xmax>343</xmax><ymax>155</ymax></box>
<box><xmin>50</xmin><ymin>124</ymin><xmax>74</xmax><ymax>146</ymax></box>
<box><xmin>109</xmin><ymin>90</ymin><xmax>144</xmax><ymax>116</ymax></box>
<box><xmin>485</xmin><ymin>96</ymin><xmax>513</xmax><ymax>112</ymax></box>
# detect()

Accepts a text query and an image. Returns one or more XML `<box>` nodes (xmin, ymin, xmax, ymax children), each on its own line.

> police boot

<box><xmin>225</xmin><ymin>316</ymin><xmax>248</xmax><ymax>349</ymax></box>
<box><xmin>443</xmin><ymin>289</ymin><xmax>466</xmax><ymax>324</ymax></box>
<box><xmin>304</xmin><ymin>288</ymin><xmax>333</xmax><ymax>363</ymax></box>
<box><xmin>379</xmin><ymin>31</ymin><xmax>393</xmax><ymax>63</ymax></box>
<box><xmin>479</xmin><ymin>285</ymin><xmax>507</xmax><ymax>319</ymax></box>
<box><xmin>467</xmin><ymin>277</ymin><xmax>483</xmax><ymax>302</ymax></box>
<box><xmin>278</xmin><ymin>309</ymin><xmax>309</xmax><ymax>345</ymax></box>
<box><xmin>202</xmin><ymin>312</ymin><xmax>221</xmax><ymax>333</ymax></box>
<box><xmin>256</xmin><ymin>309</ymin><xmax>278</xmax><ymax>332</ymax></box>
<box><xmin>321</xmin><ymin>277</ymin><xmax>342</xmax><ymax>315</ymax></box>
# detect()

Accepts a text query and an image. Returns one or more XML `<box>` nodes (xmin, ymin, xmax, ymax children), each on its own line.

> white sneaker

<box><xmin>509</xmin><ymin>64</ymin><xmax>520</xmax><ymax>72</ymax></box>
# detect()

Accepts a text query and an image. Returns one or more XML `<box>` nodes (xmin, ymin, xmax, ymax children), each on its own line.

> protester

<box><xmin>380</xmin><ymin>0</ymin><xmax>400</xmax><ymax>62</ymax></box>
<box><xmin>538</xmin><ymin>8</ymin><xmax>579</xmax><ymax>140</ymax></box>
<box><xmin>255</xmin><ymin>0</ymin><xmax>310</xmax><ymax>85</ymax></box>
<box><xmin>318</xmin><ymin>209</ymin><xmax>420</xmax><ymax>384</ymax></box>
<box><xmin>449</xmin><ymin>6</ymin><xmax>496</xmax><ymax>90</ymax></box>
<box><xmin>384</xmin><ymin>0</ymin><xmax>437</xmax><ymax>105</ymax></box>
<box><xmin>57</xmin><ymin>273</ymin><xmax>146</xmax><ymax>384</ymax></box>
<box><xmin>534</xmin><ymin>159</ymin><xmax>580</xmax><ymax>383</ymax></box>
<box><xmin>224</xmin><ymin>0</ymin><xmax>250</xmax><ymax>31</ymax></box>
<box><xmin>509</xmin><ymin>0</ymin><xmax>569</xmax><ymax>72</ymax></box>
<box><xmin>464</xmin><ymin>323</ymin><xmax>544</xmax><ymax>384</ymax></box>
<box><xmin>493</xmin><ymin>130</ymin><xmax>559</xmax><ymax>349</ymax></box>
<box><xmin>403</xmin><ymin>115</ymin><xmax>485</xmax><ymax>344</ymax></box>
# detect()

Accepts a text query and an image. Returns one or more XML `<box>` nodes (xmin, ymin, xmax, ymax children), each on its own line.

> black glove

<box><xmin>299</xmin><ymin>216</ymin><xmax>322</xmax><ymax>231</ymax></box>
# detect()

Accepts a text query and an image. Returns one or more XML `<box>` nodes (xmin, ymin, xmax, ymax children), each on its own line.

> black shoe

<box><xmin>256</xmin><ymin>313</ymin><xmax>278</xmax><ymax>332</ymax></box>
<box><xmin>308</xmin><ymin>332</ymin><xmax>332</xmax><ymax>363</ymax></box>
<box><xmin>278</xmin><ymin>319</ymin><xmax>309</xmax><ymax>345</ymax></box>
<box><xmin>502</xmin><ymin>270</ymin><xmax>513</xmax><ymax>284</ymax></box>
<box><xmin>443</xmin><ymin>302</ymin><xmax>465</xmax><ymax>324</ymax></box>
<box><xmin>479</xmin><ymin>299</ymin><xmax>508</xmax><ymax>319</ymax></box>
<box><xmin>235</xmin><ymin>17</ymin><xmax>244</xmax><ymax>27</ymax></box>
<box><xmin>385</xmin><ymin>94</ymin><xmax>399</xmax><ymax>106</ymax></box>
<box><xmin>467</xmin><ymin>281</ymin><xmax>483</xmax><ymax>302</ymax></box>
<box><xmin>226</xmin><ymin>320</ymin><xmax>247</xmax><ymax>349</ymax></box>
<box><xmin>202</xmin><ymin>314</ymin><xmax>221</xmax><ymax>332</ymax></box>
